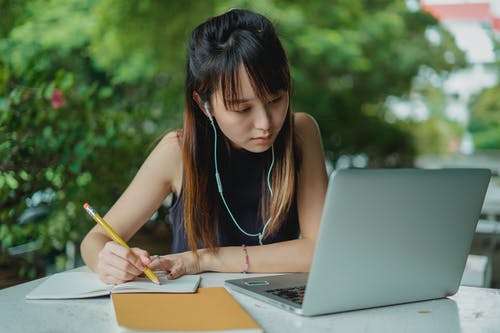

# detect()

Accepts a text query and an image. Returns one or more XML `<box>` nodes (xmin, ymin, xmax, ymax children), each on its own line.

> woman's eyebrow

<box><xmin>226</xmin><ymin>98</ymin><xmax>251</xmax><ymax>104</ymax></box>
<box><xmin>226</xmin><ymin>92</ymin><xmax>282</xmax><ymax>105</ymax></box>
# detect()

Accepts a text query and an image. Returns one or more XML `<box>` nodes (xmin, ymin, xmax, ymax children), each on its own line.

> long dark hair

<box><xmin>182</xmin><ymin>9</ymin><xmax>299</xmax><ymax>253</ymax></box>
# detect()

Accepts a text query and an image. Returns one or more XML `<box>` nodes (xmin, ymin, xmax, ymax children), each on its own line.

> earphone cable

<box><xmin>208</xmin><ymin>113</ymin><xmax>273</xmax><ymax>245</ymax></box>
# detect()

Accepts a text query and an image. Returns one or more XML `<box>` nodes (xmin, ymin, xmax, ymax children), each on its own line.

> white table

<box><xmin>1</xmin><ymin>268</ymin><xmax>500</xmax><ymax>333</ymax></box>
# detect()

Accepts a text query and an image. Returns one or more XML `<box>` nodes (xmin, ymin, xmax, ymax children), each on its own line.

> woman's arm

<box><xmin>152</xmin><ymin>113</ymin><xmax>328</xmax><ymax>278</ymax></box>
<box><xmin>80</xmin><ymin>131</ymin><xmax>182</xmax><ymax>284</ymax></box>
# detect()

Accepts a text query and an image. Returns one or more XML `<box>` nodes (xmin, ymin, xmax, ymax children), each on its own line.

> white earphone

<box><xmin>204</xmin><ymin>101</ymin><xmax>214</xmax><ymax>122</ymax></box>
<box><xmin>203</xmin><ymin>101</ymin><xmax>274</xmax><ymax>245</ymax></box>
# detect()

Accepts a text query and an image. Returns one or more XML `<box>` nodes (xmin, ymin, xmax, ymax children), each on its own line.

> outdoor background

<box><xmin>1</xmin><ymin>0</ymin><xmax>499</xmax><ymax>288</ymax></box>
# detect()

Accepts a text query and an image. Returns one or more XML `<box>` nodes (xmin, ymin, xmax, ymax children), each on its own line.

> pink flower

<box><xmin>51</xmin><ymin>89</ymin><xmax>67</xmax><ymax>109</ymax></box>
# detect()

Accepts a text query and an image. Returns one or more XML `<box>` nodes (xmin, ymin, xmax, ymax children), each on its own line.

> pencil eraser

<box><xmin>83</xmin><ymin>203</ymin><xmax>89</xmax><ymax>209</ymax></box>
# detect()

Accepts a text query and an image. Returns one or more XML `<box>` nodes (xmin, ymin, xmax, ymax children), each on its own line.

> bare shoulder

<box><xmin>158</xmin><ymin>130</ymin><xmax>183</xmax><ymax>151</ymax></box>
<box><xmin>292</xmin><ymin>114</ymin><xmax>328</xmax><ymax>241</ymax></box>
<box><xmin>145</xmin><ymin>130</ymin><xmax>183</xmax><ymax>193</ymax></box>
<box><xmin>293</xmin><ymin>112</ymin><xmax>326</xmax><ymax>173</ymax></box>
<box><xmin>294</xmin><ymin>112</ymin><xmax>322</xmax><ymax>144</ymax></box>
<box><xmin>152</xmin><ymin>130</ymin><xmax>183</xmax><ymax>163</ymax></box>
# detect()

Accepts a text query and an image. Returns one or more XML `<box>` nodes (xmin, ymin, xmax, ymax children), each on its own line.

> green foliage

<box><xmin>0</xmin><ymin>53</ymin><xmax>150</xmax><ymax>273</ymax></box>
<box><xmin>219</xmin><ymin>0</ymin><xmax>465</xmax><ymax>161</ymax></box>
<box><xmin>0</xmin><ymin>0</ymin><xmax>182</xmax><ymax>276</ymax></box>
<box><xmin>0</xmin><ymin>0</ymin><xmax>466</xmax><ymax>279</ymax></box>
<box><xmin>89</xmin><ymin>1</ymin><xmax>215</xmax><ymax>84</ymax></box>
<box><xmin>469</xmin><ymin>85</ymin><xmax>500</xmax><ymax>149</ymax></box>
<box><xmin>0</xmin><ymin>0</ymin><xmax>29</xmax><ymax>38</ymax></box>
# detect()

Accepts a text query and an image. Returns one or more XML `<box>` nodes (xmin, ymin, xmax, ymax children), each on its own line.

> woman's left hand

<box><xmin>149</xmin><ymin>251</ymin><xmax>201</xmax><ymax>279</ymax></box>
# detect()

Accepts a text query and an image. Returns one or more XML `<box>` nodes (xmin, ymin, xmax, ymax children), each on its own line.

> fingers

<box><xmin>107</xmin><ymin>243</ymin><xmax>146</xmax><ymax>272</ymax></box>
<box><xmin>100</xmin><ymin>250</ymin><xmax>200</xmax><ymax>282</ymax></box>
<box><xmin>167</xmin><ymin>260</ymin><xmax>186</xmax><ymax>280</ymax></box>
<box><xmin>99</xmin><ymin>265</ymin><xmax>137</xmax><ymax>285</ymax></box>
<box><xmin>152</xmin><ymin>252</ymin><xmax>200</xmax><ymax>279</ymax></box>
<box><xmin>152</xmin><ymin>257</ymin><xmax>175</xmax><ymax>272</ymax></box>
<box><xmin>97</xmin><ymin>241</ymin><xmax>149</xmax><ymax>284</ymax></box>
<box><xmin>147</xmin><ymin>256</ymin><xmax>180</xmax><ymax>279</ymax></box>
<box><xmin>147</xmin><ymin>255</ymin><xmax>165</xmax><ymax>270</ymax></box>
<box><xmin>131</xmin><ymin>247</ymin><xmax>152</xmax><ymax>266</ymax></box>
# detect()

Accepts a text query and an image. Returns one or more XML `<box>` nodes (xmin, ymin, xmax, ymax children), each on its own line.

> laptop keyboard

<box><xmin>265</xmin><ymin>286</ymin><xmax>306</xmax><ymax>305</ymax></box>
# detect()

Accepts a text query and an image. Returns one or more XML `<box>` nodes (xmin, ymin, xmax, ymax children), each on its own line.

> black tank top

<box><xmin>169</xmin><ymin>147</ymin><xmax>299</xmax><ymax>253</ymax></box>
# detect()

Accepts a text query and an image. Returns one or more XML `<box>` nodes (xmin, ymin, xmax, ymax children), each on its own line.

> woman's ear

<box><xmin>193</xmin><ymin>91</ymin><xmax>210</xmax><ymax>117</ymax></box>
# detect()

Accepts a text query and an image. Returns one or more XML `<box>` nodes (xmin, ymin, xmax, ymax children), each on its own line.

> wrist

<box><xmin>196</xmin><ymin>248</ymin><xmax>211</xmax><ymax>272</ymax></box>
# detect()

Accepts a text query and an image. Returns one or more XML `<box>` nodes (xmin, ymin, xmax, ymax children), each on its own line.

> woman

<box><xmin>81</xmin><ymin>9</ymin><xmax>328</xmax><ymax>284</ymax></box>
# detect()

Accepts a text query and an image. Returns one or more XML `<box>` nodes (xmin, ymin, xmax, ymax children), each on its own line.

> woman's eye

<box><xmin>269</xmin><ymin>96</ymin><xmax>282</xmax><ymax>104</ymax></box>
<box><xmin>234</xmin><ymin>107</ymin><xmax>250</xmax><ymax>113</ymax></box>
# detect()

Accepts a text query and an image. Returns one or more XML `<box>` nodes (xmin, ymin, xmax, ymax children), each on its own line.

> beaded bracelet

<box><xmin>242</xmin><ymin>244</ymin><xmax>249</xmax><ymax>273</ymax></box>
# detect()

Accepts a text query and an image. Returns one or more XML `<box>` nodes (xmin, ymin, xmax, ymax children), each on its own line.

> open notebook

<box><xmin>26</xmin><ymin>270</ymin><xmax>200</xmax><ymax>299</ymax></box>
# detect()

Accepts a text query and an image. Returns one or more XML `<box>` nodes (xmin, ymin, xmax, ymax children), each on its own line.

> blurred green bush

<box><xmin>469</xmin><ymin>85</ymin><xmax>500</xmax><ymax>150</ymax></box>
<box><xmin>0</xmin><ymin>0</ymin><xmax>185</xmax><ymax>279</ymax></box>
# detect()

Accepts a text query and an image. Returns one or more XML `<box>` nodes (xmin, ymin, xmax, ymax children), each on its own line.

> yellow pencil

<box><xmin>83</xmin><ymin>203</ymin><xmax>160</xmax><ymax>285</ymax></box>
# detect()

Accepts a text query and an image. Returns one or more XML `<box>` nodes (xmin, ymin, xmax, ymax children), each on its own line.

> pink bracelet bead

<box><xmin>242</xmin><ymin>244</ymin><xmax>249</xmax><ymax>273</ymax></box>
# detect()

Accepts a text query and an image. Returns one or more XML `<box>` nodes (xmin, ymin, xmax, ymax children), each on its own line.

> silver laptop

<box><xmin>225</xmin><ymin>168</ymin><xmax>491</xmax><ymax>316</ymax></box>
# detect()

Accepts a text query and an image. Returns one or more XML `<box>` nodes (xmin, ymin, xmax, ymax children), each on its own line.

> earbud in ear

<box><xmin>203</xmin><ymin>101</ymin><xmax>213</xmax><ymax>122</ymax></box>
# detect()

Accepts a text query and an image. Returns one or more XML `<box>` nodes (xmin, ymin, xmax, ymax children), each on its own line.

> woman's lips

<box><xmin>251</xmin><ymin>135</ymin><xmax>272</xmax><ymax>142</ymax></box>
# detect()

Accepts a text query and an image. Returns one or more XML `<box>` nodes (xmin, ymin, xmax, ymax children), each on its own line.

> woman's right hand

<box><xmin>96</xmin><ymin>241</ymin><xmax>152</xmax><ymax>285</ymax></box>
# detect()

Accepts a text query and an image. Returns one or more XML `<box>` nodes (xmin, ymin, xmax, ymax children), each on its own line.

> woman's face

<box><xmin>209</xmin><ymin>66</ymin><xmax>289</xmax><ymax>153</ymax></box>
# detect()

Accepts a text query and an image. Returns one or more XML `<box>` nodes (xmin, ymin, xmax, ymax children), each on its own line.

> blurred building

<box><xmin>416</xmin><ymin>0</ymin><xmax>499</xmax><ymax>153</ymax></box>
<box><xmin>421</xmin><ymin>0</ymin><xmax>500</xmax><ymax>37</ymax></box>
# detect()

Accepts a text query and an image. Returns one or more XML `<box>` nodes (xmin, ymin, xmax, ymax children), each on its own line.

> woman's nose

<box><xmin>253</xmin><ymin>107</ymin><xmax>271</xmax><ymax>131</ymax></box>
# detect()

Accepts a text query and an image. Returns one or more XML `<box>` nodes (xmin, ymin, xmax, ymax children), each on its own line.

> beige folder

<box><xmin>112</xmin><ymin>287</ymin><xmax>262</xmax><ymax>332</ymax></box>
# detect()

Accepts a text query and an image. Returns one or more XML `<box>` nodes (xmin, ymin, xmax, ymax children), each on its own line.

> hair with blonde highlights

<box><xmin>183</xmin><ymin>9</ymin><xmax>300</xmax><ymax>253</ymax></box>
